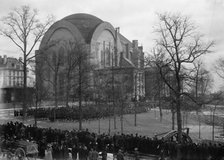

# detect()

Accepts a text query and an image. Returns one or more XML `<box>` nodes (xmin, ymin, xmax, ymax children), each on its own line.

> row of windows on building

<box><xmin>0</xmin><ymin>70</ymin><xmax>24</xmax><ymax>77</ymax></box>
<box><xmin>0</xmin><ymin>70</ymin><xmax>24</xmax><ymax>88</ymax></box>
<box><xmin>0</xmin><ymin>77</ymin><xmax>24</xmax><ymax>87</ymax></box>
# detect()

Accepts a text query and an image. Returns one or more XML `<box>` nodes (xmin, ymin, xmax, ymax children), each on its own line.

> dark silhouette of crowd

<box><xmin>1</xmin><ymin>121</ymin><xmax>224</xmax><ymax>160</ymax></box>
<box><xmin>14</xmin><ymin>105</ymin><xmax>148</xmax><ymax>121</ymax></box>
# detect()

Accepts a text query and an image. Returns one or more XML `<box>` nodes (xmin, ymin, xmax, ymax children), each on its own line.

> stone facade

<box><xmin>0</xmin><ymin>55</ymin><xmax>24</xmax><ymax>88</ymax></box>
<box><xmin>37</xmin><ymin>13</ymin><xmax>145</xmax><ymax>101</ymax></box>
<box><xmin>0</xmin><ymin>55</ymin><xmax>34</xmax><ymax>102</ymax></box>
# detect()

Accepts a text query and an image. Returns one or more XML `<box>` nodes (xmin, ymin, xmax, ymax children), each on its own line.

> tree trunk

<box><xmin>23</xmin><ymin>57</ymin><xmax>27</xmax><ymax>120</ymax></box>
<box><xmin>54</xmin><ymin>78</ymin><xmax>58</xmax><ymax>121</ymax></box>
<box><xmin>113</xmin><ymin>104</ymin><xmax>116</xmax><ymax>129</ymax></box>
<box><xmin>79</xmin><ymin>68</ymin><xmax>82</xmax><ymax>130</ymax></box>
<box><xmin>159</xmin><ymin>103</ymin><xmax>163</xmax><ymax>122</ymax></box>
<box><xmin>134</xmin><ymin>101</ymin><xmax>137</xmax><ymax>126</ymax></box>
<box><xmin>171</xmin><ymin>106</ymin><xmax>175</xmax><ymax>130</ymax></box>
<box><xmin>182</xmin><ymin>112</ymin><xmax>185</xmax><ymax>128</ymax></box>
<box><xmin>96</xmin><ymin>100</ymin><xmax>100</xmax><ymax>134</ymax></box>
<box><xmin>121</xmin><ymin>101</ymin><xmax>124</xmax><ymax>134</ymax></box>
<box><xmin>196</xmin><ymin>111</ymin><xmax>201</xmax><ymax>139</ymax></box>
<box><xmin>78</xmin><ymin>53</ymin><xmax>84</xmax><ymax>130</ymax></box>
<box><xmin>176</xmin><ymin>95</ymin><xmax>182</xmax><ymax>143</ymax></box>
<box><xmin>34</xmin><ymin>98</ymin><xmax>38</xmax><ymax>127</ymax></box>
<box><xmin>212</xmin><ymin>110</ymin><xmax>215</xmax><ymax>141</ymax></box>
<box><xmin>108</xmin><ymin>100</ymin><xmax>111</xmax><ymax>135</ymax></box>
<box><xmin>66</xmin><ymin>73</ymin><xmax>70</xmax><ymax>107</ymax></box>
<box><xmin>212</xmin><ymin>105</ymin><xmax>217</xmax><ymax>141</ymax></box>
<box><xmin>158</xmin><ymin>80</ymin><xmax>163</xmax><ymax>122</ymax></box>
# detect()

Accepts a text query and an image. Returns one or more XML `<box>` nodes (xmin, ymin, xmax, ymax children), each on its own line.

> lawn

<box><xmin>2</xmin><ymin>108</ymin><xmax>221</xmax><ymax>142</ymax></box>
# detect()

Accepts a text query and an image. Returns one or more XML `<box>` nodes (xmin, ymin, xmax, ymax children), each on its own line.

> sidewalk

<box><xmin>0</xmin><ymin>154</ymin><xmax>43</xmax><ymax>160</ymax></box>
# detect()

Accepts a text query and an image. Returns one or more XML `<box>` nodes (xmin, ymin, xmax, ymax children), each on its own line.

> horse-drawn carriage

<box><xmin>1</xmin><ymin>139</ymin><xmax>38</xmax><ymax>160</ymax></box>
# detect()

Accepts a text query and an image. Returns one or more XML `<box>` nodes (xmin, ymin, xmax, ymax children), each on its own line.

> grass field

<box><xmin>2</xmin><ymin>108</ymin><xmax>222</xmax><ymax>142</ymax></box>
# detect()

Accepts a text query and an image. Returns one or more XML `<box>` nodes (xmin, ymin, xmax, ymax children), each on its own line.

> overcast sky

<box><xmin>0</xmin><ymin>0</ymin><xmax>224</xmax><ymax>90</ymax></box>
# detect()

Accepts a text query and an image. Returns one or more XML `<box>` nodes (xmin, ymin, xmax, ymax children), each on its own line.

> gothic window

<box><xmin>101</xmin><ymin>50</ymin><xmax>104</xmax><ymax>67</ymax></box>
<box><xmin>96</xmin><ymin>30</ymin><xmax>114</xmax><ymax>68</ymax></box>
<box><xmin>58</xmin><ymin>47</ymin><xmax>65</xmax><ymax>66</ymax></box>
<box><xmin>96</xmin><ymin>42</ymin><xmax>100</xmax><ymax>64</ymax></box>
<box><xmin>105</xmin><ymin>47</ymin><xmax>110</xmax><ymax>67</ymax></box>
<box><xmin>125</xmin><ymin>44</ymin><xmax>129</xmax><ymax>59</ymax></box>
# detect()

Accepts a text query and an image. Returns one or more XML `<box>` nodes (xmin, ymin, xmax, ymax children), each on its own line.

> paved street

<box><xmin>0</xmin><ymin>153</ymin><xmax>158</xmax><ymax>160</ymax></box>
<box><xmin>0</xmin><ymin>108</ymin><xmax>14</xmax><ymax>121</ymax></box>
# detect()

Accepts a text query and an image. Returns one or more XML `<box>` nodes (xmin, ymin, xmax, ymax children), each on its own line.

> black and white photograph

<box><xmin>0</xmin><ymin>0</ymin><xmax>224</xmax><ymax>159</ymax></box>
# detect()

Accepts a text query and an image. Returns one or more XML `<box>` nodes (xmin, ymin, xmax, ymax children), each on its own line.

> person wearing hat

<box><xmin>134</xmin><ymin>148</ymin><xmax>139</xmax><ymax>160</ymax></box>
<box><xmin>101</xmin><ymin>148</ymin><xmax>107</xmax><ymax>160</ymax></box>
<box><xmin>116</xmin><ymin>149</ymin><xmax>124</xmax><ymax>160</ymax></box>
<box><xmin>45</xmin><ymin>143</ymin><xmax>53</xmax><ymax>160</ymax></box>
<box><xmin>89</xmin><ymin>148</ymin><xmax>99</xmax><ymax>160</ymax></box>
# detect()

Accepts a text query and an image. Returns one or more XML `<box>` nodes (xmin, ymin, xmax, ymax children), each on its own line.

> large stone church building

<box><xmin>38</xmin><ymin>13</ymin><xmax>145</xmax><ymax>101</ymax></box>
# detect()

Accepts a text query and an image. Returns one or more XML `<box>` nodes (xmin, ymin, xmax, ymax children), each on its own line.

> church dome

<box><xmin>62</xmin><ymin>13</ymin><xmax>103</xmax><ymax>43</ymax></box>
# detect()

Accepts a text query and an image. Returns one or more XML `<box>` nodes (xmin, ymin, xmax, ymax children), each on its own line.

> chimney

<box><xmin>19</xmin><ymin>57</ymin><xmax>22</xmax><ymax>62</ymax></box>
<box><xmin>138</xmin><ymin>46</ymin><xmax>143</xmax><ymax>52</ymax></box>
<box><xmin>132</xmin><ymin>40</ymin><xmax>138</xmax><ymax>49</ymax></box>
<box><xmin>125</xmin><ymin>43</ymin><xmax>129</xmax><ymax>59</ymax></box>
<box><xmin>3</xmin><ymin>55</ymin><xmax>7</xmax><ymax>64</ymax></box>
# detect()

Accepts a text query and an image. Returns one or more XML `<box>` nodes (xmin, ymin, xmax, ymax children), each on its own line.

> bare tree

<box><xmin>215</xmin><ymin>58</ymin><xmax>224</xmax><ymax>81</ymax></box>
<box><xmin>0</xmin><ymin>5</ymin><xmax>54</xmax><ymax>118</ymax></box>
<box><xmin>189</xmin><ymin>60</ymin><xmax>213</xmax><ymax>138</ymax></box>
<box><xmin>94</xmin><ymin>69</ymin><xmax>115</xmax><ymax>134</ymax></box>
<box><xmin>75</xmin><ymin>43</ymin><xmax>93</xmax><ymax>130</ymax></box>
<box><xmin>37</xmin><ymin>39</ymin><xmax>93</xmax><ymax>128</ymax></box>
<box><xmin>32</xmin><ymin>57</ymin><xmax>50</xmax><ymax>126</ymax></box>
<box><xmin>38</xmin><ymin>42</ymin><xmax>64</xmax><ymax>121</ymax></box>
<box><xmin>60</xmin><ymin>40</ymin><xmax>88</xmax><ymax>107</ymax></box>
<box><xmin>146</xmin><ymin>63</ymin><xmax>166</xmax><ymax>122</ymax></box>
<box><xmin>208</xmin><ymin>92</ymin><xmax>223</xmax><ymax>141</ymax></box>
<box><xmin>60</xmin><ymin>40</ymin><xmax>94</xmax><ymax>130</ymax></box>
<box><xmin>148</xmin><ymin>13</ymin><xmax>214</xmax><ymax>143</ymax></box>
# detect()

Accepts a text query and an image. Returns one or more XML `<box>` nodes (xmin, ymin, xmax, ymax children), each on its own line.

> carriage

<box><xmin>155</xmin><ymin>128</ymin><xmax>192</xmax><ymax>143</ymax></box>
<box><xmin>1</xmin><ymin>139</ymin><xmax>38</xmax><ymax>160</ymax></box>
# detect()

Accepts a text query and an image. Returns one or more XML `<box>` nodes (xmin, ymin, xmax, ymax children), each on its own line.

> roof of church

<box><xmin>118</xmin><ymin>33</ymin><xmax>132</xmax><ymax>46</ymax></box>
<box><xmin>120</xmin><ymin>56</ymin><xmax>135</xmax><ymax>68</ymax></box>
<box><xmin>62</xmin><ymin>13</ymin><xmax>103</xmax><ymax>43</ymax></box>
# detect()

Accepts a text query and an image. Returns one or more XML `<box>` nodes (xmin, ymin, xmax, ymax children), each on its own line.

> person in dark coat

<box><xmin>134</xmin><ymin>148</ymin><xmax>140</xmax><ymax>160</ymax></box>
<box><xmin>62</xmin><ymin>143</ymin><xmax>69</xmax><ymax>160</ymax></box>
<box><xmin>116</xmin><ymin>149</ymin><xmax>124</xmax><ymax>160</ymax></box>
<box><xmin>101</xmin><ymin>149</ymin><xmax>107</xmax><ymax>160</ymax></box>
<box><xmin>38</xmin><ymin>140</ymin><xmax>46</xmax><ymax>159</ymax></box>
<box><xmin>79</xmin><ymin>145</ymin><xmax>88</xmax><ymax>160</ymax></box>
<box><xmin>52</xmin><ymin>143</ymin><xmax>60</xmax><ymax>160</ymax></box>
<box><xmin>89</xmin><ymin>148</ymin><xmax>99</xmax><ymax>160</ymax></box>
<box><xmin>72</xmin><ymin>144</ymin><xmax>78</xmax><ymax>160</ymax></box>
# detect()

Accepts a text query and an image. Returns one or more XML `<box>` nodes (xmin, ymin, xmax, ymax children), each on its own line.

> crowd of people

<box><xmin>1</xmin><ymin>121</ymin><xmax>224</xmax><ymax>160</ymax></box>
<box><xmin>13</xmin><ymin>105</ymin><xmax>148</xmax><ymax>121</ymax></box>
